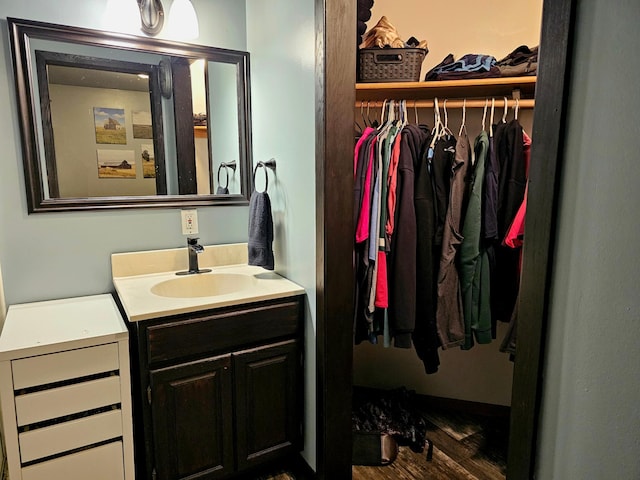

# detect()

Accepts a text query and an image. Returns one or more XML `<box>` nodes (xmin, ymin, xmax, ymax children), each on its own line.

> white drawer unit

<box><xmin>0</xmin><ymin>294</ymin><xmax>135</xmax><ymax>480</ymax></box>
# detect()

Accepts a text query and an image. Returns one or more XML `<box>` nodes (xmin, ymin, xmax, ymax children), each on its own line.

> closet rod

<box><xmin>356</xmin><ymin>99</ymin><xmax>535</xmax><ymax>109</ymax></box>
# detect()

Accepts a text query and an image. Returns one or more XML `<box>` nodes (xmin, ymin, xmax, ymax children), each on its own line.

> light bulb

<box><xmin>103</xmin><ymin>0</ymin><xmax>141</xmax><ymax>34</ymax></box>
<box><xmin>168</xmin><ymin>0</ymin><xmax>199</xmax><ymax>40</ymax></box>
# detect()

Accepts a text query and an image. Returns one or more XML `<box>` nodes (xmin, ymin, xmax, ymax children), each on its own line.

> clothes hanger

<box><xmin>490</xmin><ymin>97</ymin><xmax>496</xmax><ymax>137</ymax></box>
<box><xmin>441</xmin><ymin>99</ymin><xmax>454</xmax><ymax>138</ymax></box>
<box><xmin>387</xmin><ymin>99</ymin><xmax>396</xmax><ymax>124</ymax></box>
<box><xmin>514</xmin><ymin>98</ymin><xmax>520</xmax><ymax>120</ymax></box>
<box><xmin>430</xmin><ymin>98</ymin><xmax>441</xmax><ymax>146</ymax></box>
<box><xmin>414</xmin><ymin>100</ymin><xmax>419</xmax><ymax>125</ymax></box>
<box><xmin>400</xmin><ymin>100</ymin><xmax>408</xmax><ymax>127</ymax></box>
<box><xmin>482</xmin><ymin>98</ymin><xmax>488</xmax><ymax>132</ymax></box>
<box><xmin>380</xmin><ymin>99</ymin><xmax>388</xmax><ymax>125</ymax></box>
<box><xmin>458</xmin><ymin>98</ymin><xmax>467</xmax><ymax>138</ymax></box>
<box><xmin>502</xmin><ymin>96</ymin><xmax>509</xmax><ymax>123</ymax></box>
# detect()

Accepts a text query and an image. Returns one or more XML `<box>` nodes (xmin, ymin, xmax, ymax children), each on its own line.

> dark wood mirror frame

<box><xmin>8</xmin><ymin>17</ymin><xmax>254</xmax><ymax>213</ymax></box>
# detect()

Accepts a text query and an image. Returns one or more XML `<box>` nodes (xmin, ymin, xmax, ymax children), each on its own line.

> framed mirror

<box><xmin>8</xmin><ymin>17</ymin><xmax>253</xmax><ymax>213</ymax></box>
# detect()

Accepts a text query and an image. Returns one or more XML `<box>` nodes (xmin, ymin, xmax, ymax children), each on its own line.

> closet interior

<box><xmin>351</xmin><ymin>1</ymin><xmax>542</xmax><ymax>478</ymax></box>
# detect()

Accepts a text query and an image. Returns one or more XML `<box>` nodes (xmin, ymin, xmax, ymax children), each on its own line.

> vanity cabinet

<box><xmin>127</xmin><ymin>295</ymin><xmax>304</xmax><ymax>480</ymax></box>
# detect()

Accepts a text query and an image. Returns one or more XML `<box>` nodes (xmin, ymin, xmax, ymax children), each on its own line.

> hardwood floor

<box><xmin>352</xmin><ymin>405</ymin><xmax>509</xmax><ymax>480</ymax></box>
<box><xmin>247</xmin><ymin>401</ymin><xmax>509</xmax><ymax>479</ymax></box>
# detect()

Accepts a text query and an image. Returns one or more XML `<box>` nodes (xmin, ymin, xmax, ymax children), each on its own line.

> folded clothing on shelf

<box><xmin>496</xmin><ymin>45</ymin><xmax>538</xmax><ymax>77</ymax></box>
<box><xmin>360</xmin><ymin>16</ymin><xmax>428</xmax><ymax>51</ymax></box>
<box><xmin>425</xmin><ymin>45</ymin><xmax>539</xmax><ymax>81</ymax></box>
<box><xmin>425</xmin><ymin>53</ymin><xmax>500</xmax><ymax>81</ymax></box>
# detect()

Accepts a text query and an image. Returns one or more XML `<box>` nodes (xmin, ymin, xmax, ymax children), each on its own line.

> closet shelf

<box><xmin>355</xmin><ymin>76</ymin><xmax>536</xmax><ymax>102</ymax></box>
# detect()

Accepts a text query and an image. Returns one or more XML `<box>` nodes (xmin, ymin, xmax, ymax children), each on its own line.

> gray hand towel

<box><xmin>248</xmin><ymin>190</ymin><xmax>274</xmax><ymax>270</ymax></box>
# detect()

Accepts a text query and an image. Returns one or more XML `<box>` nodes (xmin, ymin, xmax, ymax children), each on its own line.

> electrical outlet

<box><xmin>181</xmin><ymin>209</ymin><xmax>198</xmax><ymax>235</ymax></box>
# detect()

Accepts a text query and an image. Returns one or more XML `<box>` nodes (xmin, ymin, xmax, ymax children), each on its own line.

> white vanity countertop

<box><xmin>0</xmin><ymin>294</ymin><xmax>128</xmax><ymax>360</ymax></box>
<box><xmin>112</xmin><ymin>244</ymin><xmax>305</xmax><ymax>322</ymax></box>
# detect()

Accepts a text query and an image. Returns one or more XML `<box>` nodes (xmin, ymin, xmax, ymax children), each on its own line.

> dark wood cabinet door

<box><xmin>233</xmin><ymin>339</ymin><xmax>301</xmax><ymax>472</ymax></box>
<box><xmin>150</xmin><ymin>354</ymin><xmax>234</xmax><ymax>480</ymax></box>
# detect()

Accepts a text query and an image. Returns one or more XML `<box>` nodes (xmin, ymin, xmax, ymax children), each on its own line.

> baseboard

<box><xmin>415</xmin><ymin>393</ymin><xmax>510</xmax><ymax>418</ymax></box>
<box><xmin>353</xmin><ymin>385</ymin><xmax>510</xmax><ymax>418</ymax></box>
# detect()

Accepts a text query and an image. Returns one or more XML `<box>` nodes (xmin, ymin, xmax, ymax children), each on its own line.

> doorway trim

<box><xmin>314</xmin><ymin>0</ymin><xmax>576</xmax><ymax>478</ymax></box>
<box><xmin>314</xmin><ymin>0</ymin><xmax>356</xmax><ymax>478</ymax></box>
<box><xmin>507</xmin><ymin>0</ymin><xmax>576</xmax><ymax>477</ymax></box>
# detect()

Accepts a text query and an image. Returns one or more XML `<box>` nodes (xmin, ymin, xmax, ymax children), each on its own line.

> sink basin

<box><xmin>151</xmin><ymin>273</ymin><xmax>256</xmax><ymax>298</ymax></box>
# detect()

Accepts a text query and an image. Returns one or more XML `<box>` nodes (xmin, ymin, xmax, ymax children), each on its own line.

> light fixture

<box><xmin>168</xmin><ymin>0</ymin><xmax>199</xmax><ymax>40</ymax></box>
<box><xmin>137</xmin><ymin>0</ymin><xmax>165</xmax><ymax>36</ymax></box>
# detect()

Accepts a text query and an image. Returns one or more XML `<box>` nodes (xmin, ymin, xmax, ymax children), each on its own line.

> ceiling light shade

<box><xmin>104</xmin><ymin>0</ymin><xmax>140</xmax><ymax>33</ymax></box>
<box><xmin>137</xmin><ymin>0</ymin><xmax>165</xmax><ymax>35</ymax></box>
<box><xmin>168</xmin><ymin>0</ymin><xmax>199</xmax><ymax>40</ymax></box>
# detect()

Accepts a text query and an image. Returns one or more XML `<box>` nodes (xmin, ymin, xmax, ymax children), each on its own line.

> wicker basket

<box><xmin>358</xmin><ymin>47</ymin><xmax>427</xmax><ymax>83</ymax></box>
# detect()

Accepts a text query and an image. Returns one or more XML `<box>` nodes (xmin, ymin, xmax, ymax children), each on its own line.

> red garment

<box><xmin>354</xmin><ymin>127</ymin><xmax>375</xmax><ymax>177</ymax></box>
<box><xmin>374</xmin><ymin>251</ymin><xmax>388</xmax><ymax>308</ymax></box>
<box><xmin>355</xmin><ymin>136</ymin><xmax>377</xmax><ymax>243</ymax></box>
<box><xmin>385</xmin><ymin>132</ymin><xmax>403</xmax><ymax>237</ymax></box>
<box><xmin>504</xmin><ymin>187</ymin><xmax>527</xmax><ymax>248</ymax></box>
<box><xmin>503</xmin><ymin>131</ymin><xmax>532</xmax><ymax>248</ymax></box>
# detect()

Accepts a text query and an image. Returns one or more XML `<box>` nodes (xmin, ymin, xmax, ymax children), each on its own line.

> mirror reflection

<box><xmin>39</xmin><ymin>54</ymin><xmax>165</xmax><ymax>198</ymax></box>
<box><xmin>9</xmin><ymin>17</ymin><xmax>253</xmax><ymax>212</ymax></box>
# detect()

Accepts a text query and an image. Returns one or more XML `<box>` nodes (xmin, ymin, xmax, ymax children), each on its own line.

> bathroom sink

<box><xmin>112</xmin><ymin>244</ymin><xmax>305</xmax><ymax>321</ymax></box>
<box><xmin>151</xmin><ymin>273</ymin><xmax>256</xmax><ymax>298</ymax></box>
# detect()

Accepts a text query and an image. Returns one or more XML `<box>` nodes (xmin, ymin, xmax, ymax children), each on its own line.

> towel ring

<box><xmin>217</xmin><ymin>161</ymin><xmax>237</xmax><ymax>190</ymax></box>
<box><xmin>253</xmin><ymin>158</ymin><xmax>277</xmax><ymax>193</ymax></box>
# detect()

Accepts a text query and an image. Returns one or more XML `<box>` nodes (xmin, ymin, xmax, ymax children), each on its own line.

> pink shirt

<box><xmin>355</xmin><ymin>136</ymin><xmax>377</xmax><ymax>243</ymax></box>
<box><xmin>354</xmin><ymin>127</ymin><xmax>375</xmax><ymax>177</ymax></box>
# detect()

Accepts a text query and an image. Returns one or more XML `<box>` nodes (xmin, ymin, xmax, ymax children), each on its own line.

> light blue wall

<box><xmin>0</xmin><ymin>0</ymin><xmax>319</xmax><ymax>471</ymax></box>
<box><xmin>536</xmin><ymin>1</ymin><xmax>640</xmax><ymax>478</ymax></box>
<box><xmin>245</xmin><ymin>0</ymin><xmax>317</xmax><ymax>469</ymax></box>
<box><xmin>0</xmin><ymin>0</ymin><xmax>249</xmax><ymax>306</ymax></box>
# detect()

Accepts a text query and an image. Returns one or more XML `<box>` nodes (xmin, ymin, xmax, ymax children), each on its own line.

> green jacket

<box><xmin>459</xmin><ymin>131</ymin><xmax>492</xmax><ymax>349</ymax></box>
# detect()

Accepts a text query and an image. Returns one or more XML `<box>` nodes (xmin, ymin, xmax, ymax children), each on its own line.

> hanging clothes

<box><xmin>501</xmin><ymin>130</ymin><xmax>532</xmax><ymax>357</ymax></box>
<box><xmin>435</xmin><ymin>129</ymin><xmax>471</xmax><ymax>349</ymax></box>
<box><xmin>368</xmin><ymin>125</ymin><xmax>398</xmax><ymax>295</ymax></box>
<box><xmin>387</xmin><ymin>125</ymin><xmax>419</xmax><ymax>348</ymax></box>
<box><xmin>492</xmin><ymin>119</ymin><xmax>527</xmax><ymax>323</ymax></box>
<box><xmin>411</xmin><ymin>124</ymin><xmax>440</xmax><ymax>373</ymax></box>
<box><xmin>503</xmin><ymin>131</ymin><xmax>532</xmax><ymax>249</ymax></box>
<box><xmin>352</xmin><ymin>98</ymin><xmax>533</xmax><ymax>374</ymax></box>
<box><xmin>431</xmin><ymin>134</ymin><xmax>456</xmax><ymax>249</ymax></box>
<box><xmin>368</xmin><ymin>123</ymin><xmax>401</xmax><ymax>338</ymax></box>
<box><xmin>460</xmin><ymin>130</ymin><xmax>493</xmax><ymax>350</ymax></box>
<box><xmin>354</xmin><ymin>130</ymin><xmax>378</xmax><ymax>344</ymax></box>
<box><xmin>355</xmin><ymin>135</ymin><xmax>378</xmax><ymax>243</ymax></box>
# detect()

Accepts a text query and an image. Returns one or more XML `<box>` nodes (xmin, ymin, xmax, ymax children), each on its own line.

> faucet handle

<box><xmin>187</xmin><ymin>237</ymin><xmax>199</xmax><ymax>245</ymax></box>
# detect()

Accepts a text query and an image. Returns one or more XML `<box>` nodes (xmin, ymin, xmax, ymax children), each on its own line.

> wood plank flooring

<box><xmin>247</xmin><ymin>402</ymin><xmax>509</xmax><ymax>479</ymax></box>
<box><xmin>352</xmin><ymin>406</ymin><xmax>509</xmax><ymax>480</ymax></box>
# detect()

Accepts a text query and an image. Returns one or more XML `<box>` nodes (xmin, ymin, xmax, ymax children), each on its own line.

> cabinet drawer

<box><xmin>12</xmin><ymin>343</ymin><xmax>119</xmax><ymax>389</ymax></box>
<box><xmin>15</xmin><ymin>375</ymin><xmax>122</xmax><ymax>426</ymax></box>
<box><xmin>20</xmin><ymin>441</ymin><xmax>124</xmax><ymax>480</ymax></box>
<box><xmin>19</xmin><ymin>409</ymin><xmax>123</xmax><ymax>463</ymax></box>
<box><xmin>146</xmin><ymin>298</ymin><xmax>302</xmax><ymax>365</ymax></box>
